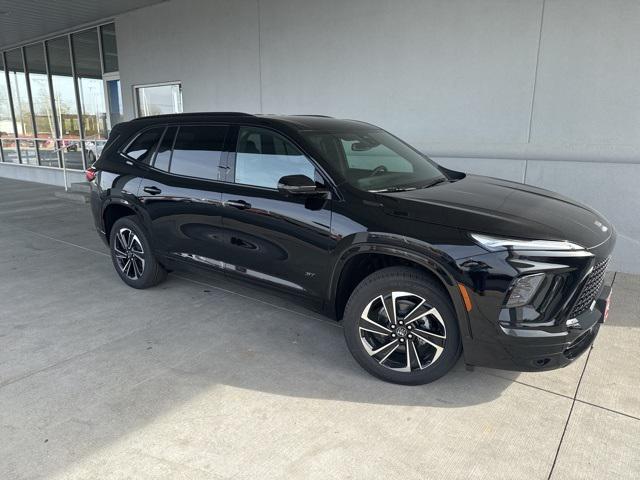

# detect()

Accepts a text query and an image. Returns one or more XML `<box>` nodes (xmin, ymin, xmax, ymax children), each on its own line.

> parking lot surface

<box><xmin>0</xmin><ymin>177</ymin><xmax>638</xmax><ymax>479</ymax></box>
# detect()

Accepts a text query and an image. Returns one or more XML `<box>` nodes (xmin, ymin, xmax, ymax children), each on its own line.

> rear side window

<box><xmin>124</xmin><ymin>127</ymin><xmax>164</xmax><ymax>163</ymax></box>
<box><xmin>153</xmin><ymin>126</ymin><xmax>177</xmax><ymax>171</ymax></box>
<box><xmin>169</xmin><ymin>125</ymin><xmax>228</xmax><ymax>180</ymax></box>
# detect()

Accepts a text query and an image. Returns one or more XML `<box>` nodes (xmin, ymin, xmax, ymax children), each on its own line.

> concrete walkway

<box><xmin>0</xmin><ymin>177</ymin><xmax>638</xmax><ymax>479</ymax></box>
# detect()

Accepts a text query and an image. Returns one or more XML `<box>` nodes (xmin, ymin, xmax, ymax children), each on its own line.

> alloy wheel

<box><xmin>359</xmin><ymin>291</ymin><xmax>447</xmax><ymax>372</ymax></box>
<box><xmin>113</xmin><ymin>227</ymin><xmax>145</xmax><ymax>280</ymax></box>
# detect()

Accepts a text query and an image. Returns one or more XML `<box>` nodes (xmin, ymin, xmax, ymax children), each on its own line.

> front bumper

<box><xmin>463</xmin><ymin>285</ymin><xmax>610</xmax><ymax>371</ymax></box>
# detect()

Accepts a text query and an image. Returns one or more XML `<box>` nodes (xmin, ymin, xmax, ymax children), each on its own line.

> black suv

<box><xmin>88</xmin><ymin>113</ymin><xmax>615</xmax><ymax>385</ymax></box>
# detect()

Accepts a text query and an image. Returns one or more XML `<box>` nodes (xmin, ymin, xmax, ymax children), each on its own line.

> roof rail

<box><xmin>131</xmin><ymin>111</ymin><xmax>255</xmax><ymax>121</ymax></box>
<box><xmin>290</xmin><ymin>114</ymin><xmax>334</xmax><ymax>118</ymax></box>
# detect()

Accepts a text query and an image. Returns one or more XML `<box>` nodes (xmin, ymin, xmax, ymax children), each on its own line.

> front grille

<box><xmin>569</xmin><ymin>257</ymin><xmax>609</xmax><ymax>317</ymax></box>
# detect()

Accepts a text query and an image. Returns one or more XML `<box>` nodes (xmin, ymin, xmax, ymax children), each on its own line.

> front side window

<box><xmin>303</xmin><ymin>129</ymin><xmax>445</xmax><ymax>192</ymax></box>
<box><xmin>169</xmin><ymin>125</ymin><xmax>227</xmax><ymax>180</ymax></box>
<box><xmin>234</xmin><ymin>126</ymin><xmax>315</xmax><ymax>189</ymax></box>
<box><xmin>124</xmin><ymin>127</ymin><xmax>164</xmax><ymax>163</ymax></box>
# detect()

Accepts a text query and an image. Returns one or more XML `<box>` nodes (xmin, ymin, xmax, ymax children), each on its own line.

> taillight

<box><xmin>85</xmin><ymin>167</ymin><xmax>97</xmax><ymax>182</ymax></box>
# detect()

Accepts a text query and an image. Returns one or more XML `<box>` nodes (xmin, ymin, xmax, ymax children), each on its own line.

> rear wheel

<box><xmin>343</xmin><ymin>266</ymin><xmax>461</xmax><ymax>385</ymax></box>
<box><xmin>109</xmin><ymin>216</ymin><xmax>167</xmax><ymax>289</ymax></box>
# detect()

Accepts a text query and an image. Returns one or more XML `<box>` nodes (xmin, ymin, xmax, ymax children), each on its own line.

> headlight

<box><xmin>505</xmin><ymin>273</ymin><xmax>546</xmax><ymax>308</ymax></box>
<box><xmin>471</xmin><ymin>233</ymin><xmax>584</xmax><ymax>252</ymax></box>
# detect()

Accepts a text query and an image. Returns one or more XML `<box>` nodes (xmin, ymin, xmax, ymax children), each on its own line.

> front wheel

<box><xmin>109</xmin><ymin>216</ymin><xmax>167</xmax><ymax>289</ymax></box>
<box><xmin>343</xmin><ymin>266</ymin><xmax>461</xmax><ymax>385</ymax></box>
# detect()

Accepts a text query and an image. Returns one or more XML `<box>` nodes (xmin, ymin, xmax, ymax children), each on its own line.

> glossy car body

<box><xmin>89</xmin><ymin>113</ymin><xmax>615</xmax><ymax>373</ymax></box>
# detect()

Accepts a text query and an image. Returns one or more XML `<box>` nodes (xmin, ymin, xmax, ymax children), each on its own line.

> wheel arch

<box><xmin>329</xmin><ymin>244</ymin><xmax>471</xmax><ymax>339</ymax></box>
<box><xmin>102</xmin><ymin>199</ymin><xmax>145</xmax><ymax>244</ymax></box>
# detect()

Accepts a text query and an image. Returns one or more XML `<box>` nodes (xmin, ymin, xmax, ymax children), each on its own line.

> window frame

<box><xmin>120</xmin><ymin>124</ymin><xmax>166</xmax><ymax>163</ymax></box>
<box><xmin>133</xmin><ymin>81</ymin><xmax>183</xmax><ymax>118</ymax></box>
<box><xmin>226</xmin><ymin>124</ymin><xmax>334</xmax><ymax>194</ymax></box>
<box><xmin>121</xmin><ymin>122</ymin><xmax>233</xmax><ymax>183</ymax></box>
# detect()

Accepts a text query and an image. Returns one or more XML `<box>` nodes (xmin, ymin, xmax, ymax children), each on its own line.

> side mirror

<box><xmin>277</xmin><ymin>174</ymin><xmax>326</xmax><ymax>196</ymax></box>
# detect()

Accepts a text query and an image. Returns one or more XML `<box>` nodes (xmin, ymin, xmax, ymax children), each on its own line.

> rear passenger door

<box><xmin>220</xmin><ymin>125</ymin><xmax>333</xmax><ymax>299</ymax></box>
<box><xmin>135</xmin><ymin>123</ymin><xmax>231</xmax><ymax>268</ymax></box>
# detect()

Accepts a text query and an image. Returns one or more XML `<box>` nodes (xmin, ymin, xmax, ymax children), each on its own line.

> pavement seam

<box><xmin>480</xmin><ymin>371</ymin><xmax>574</xmax><ymax>401</ymax></box>
<box><xmin>574</xmin><ymin>398</ymin><xmax>640</xmax><ymax>422</ymax></box>
<box><xmin>546</xmin><ymin>345</ymin><xmax>594</xmax><ymax>480</ymax></box>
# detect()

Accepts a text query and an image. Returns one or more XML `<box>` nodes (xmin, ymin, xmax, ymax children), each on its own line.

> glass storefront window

<box><xmin>0</xmin><ymin>23</ymin><xmax>120</xmax><ymax>170</ymax></box>
<box><xmin>25</xmin><ymin>43</ymin><xmax>60</xmax><ymax>167</ymax></box>
<box><xmin>72</xmin><ymin>28</ymin><xmax>108</xmax><ymax>141</ymax></box>
<box><xmin>135</xmin><ymin>83</ymin><xmax>183</xmax><ymax>117</ymax></box>
<box><xmin>6</xmin><ymin>49</ymin><xmax>34</xmax><ymax>143</ymax></box>
<box><xmin>47</xmin><ymin>36</ymin><xmax>80</xmax><ymax>141</ymax></box>
<box><xmin>106</xmin><ymin>78</ymin><xmax>124</xmax><ymax>128</ymax></box>
<box><xmin>1</xmin><ymin>54</ymin><xmax>17</xmax><ymax>163</ymax></box>
<box><xmin>24</xmin><ymin>44</ymin><xmax>54</xmax><ymax>139</ymax></box>
<box><xmin>100</xmin><ymin>23</ymin><xmax>119</xmax><ymax>74</ymax></box>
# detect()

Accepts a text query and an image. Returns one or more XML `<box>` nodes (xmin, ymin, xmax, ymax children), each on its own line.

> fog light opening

<box><xmin>505</xmin><ymin>273</ymin><xmax>545</xmax><ymax>308</ymax></box>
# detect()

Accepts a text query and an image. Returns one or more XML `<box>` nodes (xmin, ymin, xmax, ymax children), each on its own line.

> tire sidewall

<box><xmin>343</xmin><ymin>269</ymin><xmax>461</xmax><ymax>385</ymax></box>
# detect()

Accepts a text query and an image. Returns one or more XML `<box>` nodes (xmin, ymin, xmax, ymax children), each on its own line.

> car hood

<box><xmin>380</xmin><ymin>175</ymin><xmax>612</xmax><ymax>250</ymax></box>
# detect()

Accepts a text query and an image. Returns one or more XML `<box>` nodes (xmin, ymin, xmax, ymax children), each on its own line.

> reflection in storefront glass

<box><xmin>72</xmin><ymin>29</ymin><xmax>107</xmax><ymax>141</ymax></box>
<box><xmin>0</xmin><ymin>23</ymin><xmax>120</xmax><ymax>169</ymax></box>
<box><xmin>6</xmin><ymin>49</ymin><xmax>34</xmax><ymax>145</ymax></box>
<box><xmin>136</xmin><ymin>84</ymin><xmax>183</xmax><ymax>117</ymax></box>
<box><xmin>25</xmin><ymin>44</ymin><xmax>61</xmax><ymax>167</ymax></box>
<box><xmin>47</xmin><ymin>36</ymin><xmax>83</xmax><ymax>169</ymax></box>
<box><xmin>1</xmin><ymin>55</ymin><xmax>16</xmax><ymax>162</ymax></box>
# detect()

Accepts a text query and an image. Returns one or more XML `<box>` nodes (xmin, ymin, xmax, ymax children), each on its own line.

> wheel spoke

<box><xmin>412</xmin><ymin>328</ymin><xmax>445</xmax><ymax>363</ymax></box>
<box><xmin>123</xmin><ymin>259</ymin><xmax>132</xmax><ymax>277</ymax></box>
<box><xmin>360</xmin><ymin>297</ymin><xmax>393</xmax><ymax>335</ymax></box>
<box><xmin>131</xmin><ymin>251</ymin><xmax>145</xmax><ymax>262</ymax></box>
<box><xmin>132</xmin><ymin>258</ymin><xmax>143</xmax><ymax>278</ymax></box>
<box><xmin>410</xmin><ymin>340</ymin><xmax>423</xmax><ymax>370</ymax></box>
<box><xmin>116</xmin><ymin>231</ymin><xmax>127</xmax><ymax>251</ymax></box>
<box><xmin>412</xmin><ymin>328</ymin><xmax>446</xmax><ymax>347</ymax></box>
<box><xmin>404</xmin><ymin>305</ymin><xmax>435</xmax><ymax>326</ymax></box>
<box><xmin>381</xmin><ymin>295</ymin><xmax>396</xmax><ymax>325</ymax></box>
<box><xmin>363</xmin><ymin>338</ymin><xmax>399</xmax><ymax>359</ymax></box>
<box><xmin>359</xmin><ymin>317</ymin><xmax>392</xmax><ymax>336</ymax></box>
<box><xmin>390</xmin><ymin>342</ymin><xmax>411</xmax><ymax>372</ymax></box>
<box><xmin>378</xmin><ymin>342</ymin><xmax>400</xmax><ymax>365</ymax></box>
<box><xmin>126</xmin><ymin>231</ymin><xmax>136</xmax><ymax>249</ymax></box>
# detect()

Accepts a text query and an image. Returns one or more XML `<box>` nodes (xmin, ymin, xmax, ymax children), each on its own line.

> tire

<box><xmin>343</xmin><ymin>266</ymin><xmax>461</xmax><ymax>385</ymax></box>
<box><xmin>109</xmin><ymin>216</ymin><xmax>167</xmax><ymax>289</ymax></box>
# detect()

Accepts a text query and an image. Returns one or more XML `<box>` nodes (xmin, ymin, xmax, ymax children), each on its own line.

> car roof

<box><xmin>125</xmin><ymin>112</ymin><xmax>378</xmax><ymax>132</ymax></box>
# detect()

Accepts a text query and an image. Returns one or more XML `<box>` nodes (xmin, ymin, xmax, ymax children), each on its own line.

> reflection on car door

<box><xmin>220</xmin><ymin>126</ymin><xmax>333</xmax><ymax>299</ymax></box>
<box><xmin>136</xmin><ymin>124</ymin><xmax>231</xmax><ymax>268</ymax></box>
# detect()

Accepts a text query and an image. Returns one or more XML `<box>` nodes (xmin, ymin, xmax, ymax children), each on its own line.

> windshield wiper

<box><xmin>368</xmin><ymin>186</ymin><xmax>417</xmax><ymax>193</ymax></box>
<box><xmin>418</xmin><ymin>177</ymin><xmax>449</xmax><ymax>189</ymax></box>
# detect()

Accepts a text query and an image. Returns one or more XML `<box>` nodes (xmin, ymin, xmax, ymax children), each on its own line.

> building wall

<box><xmin>118</xmin><ymin>0</ymin><xmax>639</xmax><ymax>273</ymax></box>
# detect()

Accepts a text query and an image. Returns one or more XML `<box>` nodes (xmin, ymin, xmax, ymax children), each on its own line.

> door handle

<box><xmin>224</xmin><ymin>199</ymin><xmax>251</xmax><ymax>210</ymax></box>
<box><xmin>143</xmin><ymin>186</ymin><xmax>162</xmax><ymax>195</ymax></box>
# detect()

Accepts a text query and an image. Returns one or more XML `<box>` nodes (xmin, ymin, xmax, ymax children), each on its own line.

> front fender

<box><xmin>327</xmin><ymin>231</ymin><xmax>473</xmax><ymax>341</ymax></box>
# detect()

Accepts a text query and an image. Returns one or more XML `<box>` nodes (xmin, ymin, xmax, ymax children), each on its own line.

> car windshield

<box><xmin>302</xmin><ymin>129</ymin><xmax>446</xmax><ymax>192</ymax></box>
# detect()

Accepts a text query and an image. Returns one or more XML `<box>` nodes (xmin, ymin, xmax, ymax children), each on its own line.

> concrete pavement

<box><xmin>0</xmin><ymin>177</ymin><xmax>638</xmax><ymax>479</ymax></box>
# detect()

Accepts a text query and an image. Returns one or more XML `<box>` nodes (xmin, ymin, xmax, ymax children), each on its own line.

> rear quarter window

<box><xmin>123</xmin><ymin>127</ymin><xmax>164</xmax><ymax>163</ymax></box>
